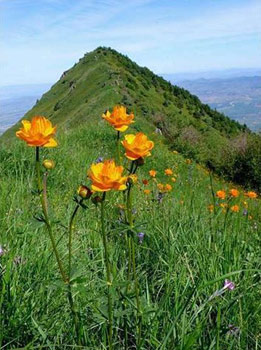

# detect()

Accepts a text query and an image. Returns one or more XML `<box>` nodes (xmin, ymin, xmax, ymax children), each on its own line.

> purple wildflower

<box><xmin>0</xmin><ymin>245</ymin><xmax>5</xmax><ymax>257</ymax></box>
<box><xmin>95</xmin><ymin>157</ymin><xmax>103</xmax><ymax>163</ymax></box>
<box><xmin>243</xmin><ymin>209</ymin><xmax>248</xmax><ymax>216</ymax></box>
<box><xmin>137</xmin><ymin>232</ymin><xmax>145</xmax><ymax>244</ymax></box>
<box><xmin>227</xmin><ymin>324</ymin><xmax>240</xmax><ymax>336</ymax></box>
<box><xmin>224</xmin><ymin>279</ymin><xmax>235</xmax><ymax>290</ymax></box>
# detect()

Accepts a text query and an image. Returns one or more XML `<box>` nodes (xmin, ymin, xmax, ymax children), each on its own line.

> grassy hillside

<box><xmin>0</xmin><ymin>106</ymin><xmax>261</xmax><ymax>349</ymax></box>
<box><xmin>4</xmin><ymin>47</ymin><xmax>261</xmax><ymax>191</ymax></box>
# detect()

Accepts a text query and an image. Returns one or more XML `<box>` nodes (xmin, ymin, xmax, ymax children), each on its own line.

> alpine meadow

<box><xmin>0</xmin><ymin>47</ymin><xmax>260</xmax><ymax>350</ymax></box>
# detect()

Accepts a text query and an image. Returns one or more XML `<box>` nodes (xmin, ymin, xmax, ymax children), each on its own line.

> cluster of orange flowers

<box><xmin>210</xmin><ymin>187</ymin><xmax>258</xmax><ymax>214</ymax></box>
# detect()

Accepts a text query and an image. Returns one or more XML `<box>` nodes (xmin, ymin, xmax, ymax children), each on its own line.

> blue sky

<box><xmin>1</xmin><ymin>0</ymin><xmax>260</xmax><ymax>85</ymax></box>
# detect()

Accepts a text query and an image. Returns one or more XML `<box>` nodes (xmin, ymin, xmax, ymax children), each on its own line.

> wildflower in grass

<box><xmin>231</xmin><ymin>205</ymin><xmax>240</xmax><ymax>213</ymax></box>
<box><xmin>245</xmin><ymin>191</ymin><xmax>258</xmax><ymax>199</ymax></box>
<box><xmin>243</xmin><ymin>209</ymin><xmax>248</xmax><ymax>216</ymax></box>
<box><xmin>143</xmin><ymin>189</ymin><xmax>151</xmax><ymax>195</ymax></box>
<box><xmin>220</xmin><ymin>203</ymin><xmax>228</xmax><ymax>208</ymax></box>
<box><xmin>173</xmin><ymin>150</ymin><xmax>179</xmax><ymax>154</ymax></box>
<box><xmin>95</xmin><ymin>156</ymin><xmax>104</xmax><ymax>163</ymax></box>
<box><xmin>248</xmin><ymin>215</ymin><xmax>253</xmax><ymax>220</ymax></box>
<box><xmin>16</xmin><ymin>116</ymin><xmax>57</xmax><ymax>147</ymax></box>
<box><xmin>243</xmin><ymin>201</ymin><xmax>248</xmax><ymax>208</ymax></box>
<box><xmin>165</xmin><ymin>184</ymin><xmax>172</xmax><ymax>192</ymax></box>
<box><xmin>164</xmin><ymin>168</ymin><xmax>173</xmax><ymax>176</ymax></box>
<box><xmin>137</xmin><ymin>232</ymin><xmax>145</xmax><ymax>244</ymax></box>
<box><xmin>43</xmin><ymin>159</ymin><xmax>55</xmax><ymax>170</ymax></box>
<box><xmin>0</xmin><ymin>245</ymin><xmax>5</xmax><ymax>257</ymax></box>
<box><xmin>227</xmin><ymin>324</ymin><xmax>240</xmax><ymax>336</ymax></box>
<box><xmin>102</xmin><ymin>105</ymin><xmax>134</xmax><ymax>132</ymax></box>
<box><xmin>157</xmin><ymin>192</ymin><xmax>165</xmax><ymax>203</ymax></box>
<box><xmin>216</xmin><ymin>190</ymin><xmax>226</xmax><ymax>200</ymax></box>
<box><xmin>88</xmin><ymin>159</ymin><xmax>127</xmax><ymax>192</ymax></box>
<box><xmin>122</xmin><ymin>132</ymin><xmax>154</xmax><ymax>160</ymax></box>
<box><xmin>229</xmin><ymin>188</ymin><xmax>239</xmax><ymax>198</ymax></box>
<box><xmin>209</xmin><ymin>279</ymin><xmax>235</xmax><ymax>299</ymax></box>
<box><xmin>77</xmin><ymin>185</ymin><xmax>92</xmax><ymax>199</ymax></box>
<box><xmin>208</xmin><ymin>204</ymin><xmax>214</xmax><ymax>213</ymax></box>
<box><xmin>149</xmin><ymin>169</ymin><xmax>157</xmax><ymax>177</ymax></box>
<box><xmin>157</xmin><ymin>183</ymin><xmax>164</xmax><ymax>191</ymax></box>
<box><xmin>171</xmin><ymin>177</ymin><xmax>176</xmax><ymax>183</ymax></box>
<box><xmin>128</xmin><ymin>174</ymin><xmax>138</xmax><ymax>184</ymax></box>
<box><xmin>142</xmin><ymin>179</ymin><xmax>149</xmax><ymax>185</ymax></box>
<box><xmin>224</xmin><ymin>279</ymin><xmax>235</xmax><ymax>290</ymax></box>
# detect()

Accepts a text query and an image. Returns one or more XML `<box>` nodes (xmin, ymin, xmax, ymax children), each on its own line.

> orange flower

<box><xmin>229</xmin><ymin>189</ymin><xmax>240</xmax><ymax>198</ymax></box>
<box><xmin>143</xmin><ymin>189</ymin><xmax>151</xmax><ymax>195</ymax></box>
<box><xmin>164</xmin><ymin>168</ymin><xmax>173</xmax><ymax>176</ymax></box>
<box><xmin>142</xmin><ymin>179</ymin><xmax>149</xmax><ymax>185</ymax></box>
<box><xmin>231</xmin><ymin>205</ymin><xmax>240</xmax><ymax>213</ymax></box>
<box><xmin>16</xmin><ymin>116</ymin><xmax>57</xmax><ymax>147</ymax></box>
<box><xmin>165</xmin><ymin>184</ymin><xmax>172</xmax><ymax>192</ymax></box>
<box><xmin>216</xmin><ymin>190</ymin><xmax>226</xmax><ymax>200</ymax></box>
<box><xmin>122</xmin><ymin>132</ymin><xmax>154</xmax><ymax>160</ymax></box>
<box><xmin>149</xmin><ymin>169</ymin><xmax>157</xmax><ymax>177</ymax></box>
<box><xmin>88</xmin><ymin>159</ymin><xmax>127</xmax><ymax>192</ymax></box>
<box><xmin>245</xmin><ymin>191</ymin><xmax>258</xmax><ymax>199</ymax></box>
<box><xmin>102</xmin><ymin>105</ymin><xmax>134</xmax><ymax>132</ymax></box>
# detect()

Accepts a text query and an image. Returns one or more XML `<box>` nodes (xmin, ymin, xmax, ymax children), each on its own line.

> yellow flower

<box><xmin>149</xmin><ymin>169</ymin><xmax>157</xmax><ymax>177</ymax></box>
<box><xmin>229</xmin><ymin>188</ymin><xmax>240</xmax><ymax>198</ymax></box>
<box><xmin>208</xmin><ymin>204</ymin><xmax>214</xmax><ymax>212</ymax></box>
<box><xmin>171</xmin><ymin>177</ymin><xmax>176</xmax><ymax>183</ymax></box>
<box><xmin>16</xmin><ymin>116</ymin><xmax>57</xmax><ymax>147</ymax></box>
<box><xmin>216</xmin><ymin>190</ymin><xmax>226</xmax><ymax>200</ymax></box>
<box><xmin>88</xmin><ymin>159</ymin><xmax>127</xmax><ymax>192</ymax></box>
<box><xmin>173</xmin><ymin>150</ymin><xmax>179</xmax><ymax>155</ymax></box>
<box><xmin>102</xmin><ymin>105</ymin><xmax>134</xmax><ymax>132</ymax></box>
<box><xmin>143</xmin><ymin>189</ymin><xmax>151</xmax><ymax>195</ymax></box>
<box><xmin>245</xmin><ymin>191</ymin><xmax>258</xmax><ymax>199</ymax></box>
<box><xmin>231</xmin><ymin>205</ymin><xmax>240</xmax><ymax>213</ymax></box>
<box><xmin>164</xmin><ymin>168</ymin><xmax>173</xmax><ymax>176</ymax></box>
<box><xmin>43</xmin><ymin>159</ymin><xmax>55</xmax><ymax>170</ymax></box>
<box><xmin>243</xmin><ymin>201</ymin><xmax>248</xmax><ymax>208</ymax></box>
<box><xmin>77</xmin><ymin>185</ymin><xmax>92</xmax><ymax>199</ymax></box>
<box><xmin>220</xmin><ymin>203</ymin><xmax>228</xmax><ymax>208</ymax></box>
<box><xmin>128</xmin><ymin>174</ymin><xmax>138</xmax><ymax>184</ymax></box>
<box><xmin>157</xmin><ymin>183</ymin><xmax>164</xmax><ymax>191</ymax></box>
<box><xmin>122</xmin><ymin>132</ymin><xmax>154</xmax><ymax>160</ymax></box>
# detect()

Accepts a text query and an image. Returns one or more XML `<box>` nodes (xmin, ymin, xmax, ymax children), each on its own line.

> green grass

<box><xmin>0</xmin><ymin>118</ymin><xmax>260</xmax><ymax>349</ymax></box>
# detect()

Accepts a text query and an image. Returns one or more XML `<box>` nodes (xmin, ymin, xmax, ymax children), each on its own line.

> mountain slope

<box><xmin>2</xmin><ymin>47</ymin><xmax>261</xmax><ymax>190</ymax></box>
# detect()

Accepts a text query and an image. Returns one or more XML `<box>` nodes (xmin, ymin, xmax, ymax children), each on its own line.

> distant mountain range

<box><xmin>164</xmin><ymin>76</ymin><xmax>261</xmax><ymax>132</ymax></box>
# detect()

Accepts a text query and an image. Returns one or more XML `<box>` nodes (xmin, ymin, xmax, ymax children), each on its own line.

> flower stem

<box><xmin>35</xmin><ymin>147</ymin><xmax>68</xmax><ymax>284</ymax></box>
<box><xmin>101</xmin><ymin>192</ymin><xmax>113</xmax><ymax>350</ymax></box>
<box><xmin>117</xmin><ymin>131</ymin><xmax>121</xmax><ymax>165</ymax></box>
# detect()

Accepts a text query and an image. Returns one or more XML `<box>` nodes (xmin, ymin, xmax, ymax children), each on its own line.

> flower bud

<box><xmin>43</xmin><ymin>159</ymin><xmax>55</xmax><ymax>170</ymax></box>
<box><xmin>77</xmin><ymin>185</ymin><xmax>92</xmax><ymax>199</ymax></box>
<box><xmin>91</xmin><ymin>195</ymin><xmax>103</xmax><ymax>205</ymax></box>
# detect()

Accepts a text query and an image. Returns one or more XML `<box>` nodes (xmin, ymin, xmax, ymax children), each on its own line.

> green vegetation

<box><xmin>2</xmin><ymin>47</ymin><xmax>261</xmax><ymax>191</ymax></box>
<box><xmin>0</xmin><ymin>47</ymin><xmax>261</xmax><ymax>349</ymax></box>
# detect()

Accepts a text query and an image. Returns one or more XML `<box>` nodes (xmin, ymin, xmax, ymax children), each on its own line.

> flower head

<box><xmin>171</xmin><ymin>177</ymin><xmax>176</xmax><ymax>183</ymax></box>
<box><xmin>149</xmin><ymin>169</ymin><xmax>157</xmax><ymax>177</ymax></box>
<box><xmin>16</xmin><ymin>116</ymin><xmax>57</xmax><ymax>147</ymax></box>
<box><xmin>165</xmin><ymin>184</ymin><xmax>172</xmax><ymax>192</ymax></box>
<box><xmin>77</xmin><ymin>185</ymin><xmax>92</xmax><ymax>199</ymax></box>
<box><xmin>88</xmin><ymin>159</ymin><xmax>127</xmax><ymax>192</ymax></box>
<box><xmin>231</xmin><ymin>205</ymin><xmax>240</xmax><ymax>213</ymax></box>
<box><xmin>142</xmin><ymin>179</ymin><xmax>149</xmax><ymax>185</ymax></box>
<box><xmin>43</xmin><ymin>159</ymin><xmax>55</xmax><ymax>170</ymax></box>
<box><xmin>245</xmin><ymin>191</ymin><xmax>258</xmax><ymax>199</ymax></box>
<box><xmin>173</xmin><ymin>150</ymin><xmax>179</xmax><ymax>155</ymax></box>
<box><xmin>224</xmin><ymin>279</ymin><xmax>235</xmax><ymax>290</ymax></box>
<box><xmin>157</xmin><ymin>183</ymin><xmax>164</xmax><ymax>191</ymax></box>
<box><xmin>229</xmin><ymin>188</ymin><xmax>240</xmax><ymax>198</ymax></box>
<box><xmin>102</xmin><ymin>105</ymin><xmax>134</xmax><ymax>132</ymax></box>
<box><xmin>128</xmin><ymin>174</ymin><xmax>138</xmax><ymax>184</ymax></box>
<box><xmin>137</xmin><ymin>232</ymin><xmax>145</xmax><ymax>244</ymax></box>
<box><xmin>121</xmin><ymin>132</ymin><xmax>154</xmax><ymax>160</ymax></box>
<box><xmin>208</xmin><ymin>204</ymin><xmax>214</xmax><ymax>213</ymax></box>
<box><xmin>216</xmin><ymin>190</ymin><xmax>226</xmax><ymax>200</ymax></box>
<box><xmin>164</xmin><ymin>168</ymin><xmax>173</xmax><ymax>176</ymax></box>
<box><xmin>143</xmin><ymin>189</ymin><xmax>151</xmax><ymax>195</ymax></box>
